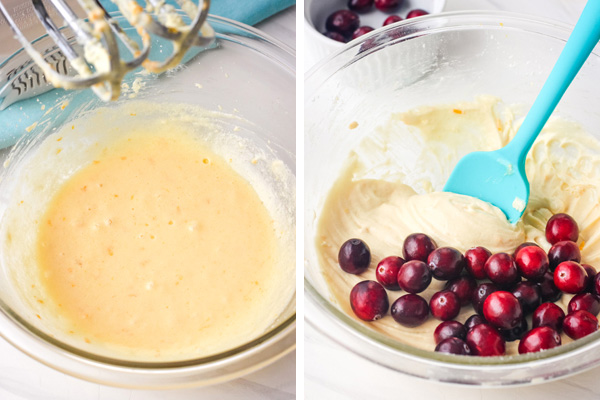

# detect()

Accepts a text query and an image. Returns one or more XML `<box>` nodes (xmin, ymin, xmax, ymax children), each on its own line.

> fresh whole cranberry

<box><xmin>548</xmin><ymin>240</ymin><xmax>581</xmax><ymax>271</ymax></box>
<box><xmin>483</xmin><ymin>291</ymin><xmax>523</xmax><ymax>330</ymax></box>
<box><xmin>430</xmin><ymin>290</ymin><xmax>461</xmax><ymax>321</ymax></box>
<box><xmin>347</xmin><ymin>0</ymin><xmax>374</xmax><ymax>13</ymax></box>
<box><xmin>499</xmin><ymin>317</ymin><xmax>528</xmax><ymax>342</ymax></box>
<box><xmin>349</xmin><ymin>280</ymin><xmax>389</xmax><ymax>321</ymax></box>
<box><xmin>484</xmin><ymin>253</ymin><xmax>519</xmax><ymax>287</ymax></box>
<box><xmin>464</xmin><ymin>314</ymin><xmax>486</xmax><ymax>330</ymax></box>
<box><xmin>554</xmin><ymin>261</ymin><xmax>587</xmax><ymax>294</ymax></box>
<box><xmin>375</xmin><ymin>256</ymin><xmax>405</xmax><ymax>290</ymax></box>
<box><xmin>338</xmin><ymin>238</ymin><xmax>371</xmax><ymax>274</ymax></box>
<box><xmin>466</xmin><ymin>324</ymin><xmax>506</xmax><ymax>356</ymax></box>
<box><xmin>472</xmin><ymin>282</ymin><xmax>498</xmax><ymax>315</ymax></box>
<box><xmin>545</xmin><ymin>213</ymin><xmax>579</xmax><ymax>244</ymax></box>
<box><xmin>583</xmin><ymin>264</ymin><xmax>596</xmax><ymax>292</ymax></box>
<box><xmin>383</xmin><ymin>15</ymin><xmax>403</xmax><ymax>26</ymax></box>
<box><xmin>512</xmin><ymin>281</ymin><xmax>542</xmax><ymax>315</ymax></box>
<box><xmin>406</xmin><ymin>9</ymin><xmax>429</xmax><ymax>18</ymax></box>
<box><xmin>352</xmin><ymin>26</ymin><xmax>374</xmax><ymax>39</ymax></box>
<box><xmin>465</xmin><ymin>246</ymin><xmax>491</xmax><ymax>280</ymax></box>
<box><xmin>568</xmin><ymin>293</ymin><xmax>600</xmax><ymax>316</ymax></box>
<box><xmin>428</xmin><ymin>247</ymin><xmax>466</xmax><ymax>281</ymax></box>
<box><xmin>325</xmin><ymin>10</ymin><xmax>361</xmax><ymax>37</ymax></box>
<box><xmin>512</xmin><ymin>242</ymin><xmax>541</xmax><ymax>258</ymax></box>
<box><xmin>397</xmin><ymin>260</ymin><xmax>431</xmax><ymax>293</ymax></box>
<box><xmin>391</xmin><ymin>294</ymin><xmax>429</xmax><ymax>327</ymax></box>
<box><xmin>533</xmin><ymin>302</ymin><xmax>565</xmax><ymax>332</ymax></box>
<box><xmin>435</xmin><ymin>337</ymin><xmax>471</xmax><ymax>355</ymax></box>
<box><xmin>518</xmin><ymin>326</ymin><xmax>561</xmax><ymax>354</ymax></box>
<box><xmin>515</xmin><ymin>246</ymin><xmax>549</xmax><ymax>281</ymax></box>
<box><xmin>374</xmin><ymin>0</ymin><xmax>400</xmax><ymax>11</ymax></box>
<box><xmin>444</xmin><ymin>275</ymin><xmax>476</xmax><ymax>306</ymax></box>
<box><xmin>595</xmin><ymin>272</ymin><xmax>600</xmax><ymax>296</ymax></box>
<box><xmin>434</xmin><ymin>320</ymin><xmax>466</xmax><ymax>344</ymax></box>
<box><xmin>563</xmin><ymin>310</ymin><xmax>598</xmax><ymax>339</ymax></box>
<box><xmin>403</xmin><ymin>233</ymin><xmax>437</xmax><ymax>262</ymax></box>
<box><xmin>538</xmin><ymin>271</ymin><xmax>563</xmax><ymax>302</ymax></box>
<box><xmin>324</xmin><ymin>31</ymin><xmax>347</xmax><ymax>43</ymax></box>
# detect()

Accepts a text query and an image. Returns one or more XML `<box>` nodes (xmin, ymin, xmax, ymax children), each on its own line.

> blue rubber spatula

<box><xmin>443</xmin><ymin>0</ymin><xmax>600</xmax><ymax>223</ymax></box>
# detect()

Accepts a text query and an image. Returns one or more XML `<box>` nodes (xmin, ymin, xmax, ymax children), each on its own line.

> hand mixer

<box><xmin>0</xmin><ymin>0</ymin><xmax>214</xmax><ymax>102</ymax></box>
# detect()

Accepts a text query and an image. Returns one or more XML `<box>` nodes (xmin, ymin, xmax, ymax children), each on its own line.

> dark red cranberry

<box><xmin>518</xmin><ymin>326</ymin><xmax>561</xmax><ymax>354</ymax></box>
<box><xmin>464</xmin><ymin>246</ymin><xmax>491</xmax><ymax>280</ymax></box>
<box><xmin>430</xmin><ymin>290</ymin><xmax>461</xmax><ymax>321</ymax></box>
<box><xmin>472</xmin><ymin>282</ymin><xmax>498</xmax><ymax>315</ymax></box>
<box><xmin>563</xmin><ymin>310</ymin><xmax>598</xmax><ymax>339</ymax></box>
<box><xmin>434</xmin><ymin>320</ymin><xmax>466</xmax><ymax>344</ymax></box>
<box><xmin>406</xmin><ymin>9</ymin><xmax>429</xmax><ymax>18</ymax></box>
<box><xmin>499</xmin><ymin>317</ymin><xmax>528</xmax><ymax>342</ymax></box>
<box><xmin>583</xmin><ymin>264</ymin><xmax>596</xmax><ymax>292</ymax></box>
<box><xmin>515</xmin><ymin>246</ymin><xmax>549</xmax><ymax>281</ymax></box>
<box><xmin>338</xmin><ymin>238</ymin><xmax>371</xmax><ymax>274</ymax></box>
<box><xmin>512</xmin><ymin>281</ymin><xmax>542</xmax><ymax>315</ymax></box>
<box><xmin>538</xmin><ymin>271</ymin><xmax>562</xmax><ymax>302</ymax></box>
<box><xmin>435</xmin><ymin>337</ymin><xmax>471</xmax><ymax>355</ymax></box>
<box><xmin>545</xmin><ymin>213</ymin><xmax>579</xmax><ymax>245</ymax></box>
<box><xmin>554</xmin><ymin>261</ymin><xmax>587</xmax><ymax>294</ymax></box>
<box><xmin>484</xmin><ymin>253</ymin><xmax>519</xmax><ymax>287</ymax></box>
<box><xmin>325</xmin><ymin>10</ymin><xmax>360</xmax><ymax>37</ymax></box>
<box><xmin>383</xmin><ymin>15</ymin><xmax>403</xmax><ymax>26</ymax></box>
<box><xmin>428</xmin><ymin>247</ymin><xmax>466</xmax><ymax>281</ymax></box>
<box><xmin>512</xmin><ymin>242</ymin><xmax>540</xmax><ymax>258</ymax></box>
<box><xmin>391</xmin><ymin>294</ymin><xmax>429</xmax><ymax>327</ymax></box>
<box><xmin>397</xmin><ymin>260</ymin><xmax>431</xmax><ymax>293</ymax></box>
<box><xmin>347</xmin><ymin>0</ymin><xmax>374</xmax><ymax>13</ymax></box>
<box><xmin>483</xmin><ymin>291</ymin><xmax>523</xmax><ymax>330</ymax></box>
<box><xmin>402</xmin><ymin>233</ymin><xmax>437</xmax><ymax>262</ymax></box>
<box><xmin>568</xmin><ymin>293</ymin><xmax>600</xmax><ymax>316</ymax></box>
<box><xmin>444</xmin><ymin>275</ymin><xmax>476</xmax><ymax>306</ymax></box>
<box><xmin>466</xmin><ymin>324</ymin><xmax>505</xmax><ymax>356</ymax></box>
<box><xmin>324</xmin><ymin>31</ymin><xmax>347</xmax><ymax>42</ymax></box>
<box><xmin>349</xmin><ymin>281</ymin><xmax>389</xmax><ymax>321</ymax></box>
<box><xmin>533</xmin><ymin>302</ymin><xmax>565</xmax><ymax>332</ymax></box>
<box><xmin>595</xmin><ymin>272</ymin><xmax>600</xmax><ymax>296</ymax></box>
<box><xmin>464</xmin><ymin>314</ymin><xmax>486</xmax><ymax>330</ymax></box>
<box><xmin>352</xmin><ymin>26</ymin><xmax>374</xmax><ymax>39</ymax></box>
<box><xmin>374</xmin><ymin>0</ymin><xmax>400</xmax><ymax>11</ymax></box>
<box><xmin>548</xmin><ymin>240</ymin><xmax>581</xmax><ymax>271</ymax></box>
<box><xmin>375</xmin><ymin>256</ymin><xmax>405</xmax><ymax>290</ymax></box>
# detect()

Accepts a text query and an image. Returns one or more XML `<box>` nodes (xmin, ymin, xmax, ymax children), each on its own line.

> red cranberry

<box><xmin>397</xmin><ymin>260</ymin><xmax>431</xmax><ymax>293</ymax></box>
<box><xmin>548</xmin><ymin>240</ymin><xmax>581</xmax><ymax>271</ymax></box>
<box><xmin>515</xmin><ymin>246</ymin><xmax>549</xmax><ymax>281</ymax></box>
<box><xmin>347</xmin><ymin>0</ymin><xmax>374</xmax><ymax>13</ymax></box>
<box><xmin>338</xmin><ymin>238</ymin><xmax>371</xmax><ymax>274</ymax></box>
<box><xmin>512</xmin><ymin>242</ymin><xmax>540</xmax><ymax>258</ymax></box>
<box><xmin>533</xmin><ymin>302</ymin><xmax>565</xmax><ymax>332</ymax></box>
<box><xmin>512</xmin><ymin>281</ymin><xmax>542</xmax><ymax>315</ymax></box>
<box><xmin>375</xmin><ymin>256</ymin><xmax>405</xmax><ymax>290</ymax></box>
<box><xmin>434</xmin><ymin>320</ymin><xmax>466</xmax><ymax>344</ymax></box>
<box><xmin>374</xmin><ymin>0</ymin><xmax>400</xmax><ymax>11</ymax></box>
<box><xmin>465</xmin><ymin>246</ymin><xmax>491</xmax><ymax>280</ymax></box>
<box><xmin>472</xmin><ymin>282</ymin><xmax>498</xmax><ymax>315</ymax></box>
<box><xmin>563</xmin><ymin>310</ymin><xmax>598</xmax><ymax>339</ymax></box>
<box><xmin>383</xmin><ymin>15</ymin><xmax>403</xmax><ymax>26</ymax></box>
<box><xmin>352</xmin><ymin>26</ymin><xmax>374</xmax><ymax>39</ymax></box>
<box><xmin>430</xmin><ymin>290</ymin><xmax>461</xmax><ymax>321</ymax></box>
<box><xmin>518</xmin><ymin>326</ymin><xmax>561</xmax><ymax>354</ymax></box>
<box><xmin>444</xmin><ymin>275</ymin><xmax>476</xmax><ymax>306</ymax></box>
<box><xmin>545</xmin><ymin>213</ymin><xmax>579</xmax><ymax>244</ymax></box>
<box><xmin>324</xmin><ymin>31</ymin><xmax>347</xmax><ymax>43</ymax></box>
<box><xmin>554</xmin><ymin>261</ymin><xmax>587</xmax><ymax>294</ymax></box>
<box><xmin>349</xmin><ymin>281</ymin><xmax>389</xmax><ymax>321</ymax></box>
<box><xmin>428</xmin><ymin>247</ymin><xmax>466</xmax><ymax>281</ymax></box>
<box><xmin>466</xmin><ymin>324</ymin><xmax>505</xmax><ymax>356</ymax></box>
<box><xmin>484</xmin><ymin>253</ymin><xmax>519</xmax><ymax>287</ymax></box>
<box><xmin>499</xmin><ymin>317</ymin><xmax>528</xmax><ymax>342</ymax></box>
<box><xmin>464</xmin><ymin>314</ymin><xmax>486</xmax><ymax>330</ymax></box>
<box><xmin>583</xmin><ymin>264</ymin><xmax>596</xmax><ymax>292</ymax></box>
<box><xmin>483</xmin><ymin>291</ymin><xmax>523</xmax><ymax>330</ymax></box>
<box><xmin>568</xmin><ymin>293</ymin><xmax>600</xmax><ymax>316</ymax></box>
<box><xmin>325</xmin><ymin>10</ymin><xmax>360</xmax><ymax>37</ymax></box>
<box><xmin>435</xmin><ymin>337</ymin><xmax>471</xmax><ymax>355</ymax></box>
<box><xmin>402</xmin><ymin>233</ymin><xmax>437</xmax><ymax>262</ymax></box>
<box><xmin>406</xmin><ymin>9</ymin><xmax>429</xmax><ymax>18</ymax></box>
<box><xmin>538</xmin><ymin>271</ymin><xmax>563</xmax><ymax>302</ymax></box>
<box><xmin>391</xmin><ymin>294</ymin><xmax>429</xmax><ymax>327</ymax></box>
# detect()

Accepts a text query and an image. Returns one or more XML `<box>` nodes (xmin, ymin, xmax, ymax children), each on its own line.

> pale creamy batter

<box><xmin>317</xmin><ymin>97</ymin><xmax>600</xmax><ymax>355</ymax></box>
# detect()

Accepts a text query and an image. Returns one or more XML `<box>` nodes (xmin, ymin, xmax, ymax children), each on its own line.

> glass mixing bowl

<box><xmin>0</xmin><ymin>14</ymin><xmax>295</xmax><ymax>389</ymax></box>
<box><xmin>305</xmin><ymin>11</ymin><xmax>600</xmax><ymax>386</ymax></box>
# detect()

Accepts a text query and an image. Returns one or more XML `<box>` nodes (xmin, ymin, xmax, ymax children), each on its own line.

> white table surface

<box><xmin>304</xmin><ymin>0</ymin><xmax>600</xmax><ymax>399</ymax></box>
<box><xmin>0</xmin><ymin>5</ymin><xmax>296</xmax><ymax>400</ymax></box>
